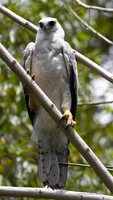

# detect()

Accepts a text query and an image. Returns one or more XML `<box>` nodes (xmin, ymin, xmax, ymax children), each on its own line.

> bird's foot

<box><xmin>26</xmin><ymin>68</ymin><xmax>30</xmax><ymax>74</ymax></box>
<box><xmin>31</xmin><ymin>74</ymin><xmax>35</xmax><ymax>80</ymax></box>
<box><xmin>26</xmin><ymin>69</ymin><xmax>35</xmax><ymax>80</ymax></box>
<box><xmin>62</xmin><ymin>108</ymin><xmax>76</xmax><ymax>127</ymax></box>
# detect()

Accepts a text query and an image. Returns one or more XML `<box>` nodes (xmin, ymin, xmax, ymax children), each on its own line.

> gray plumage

<box><xmin>23</xmin><ymin>17</ymin><xmax>78</xmax><ymax>189</ymax></box>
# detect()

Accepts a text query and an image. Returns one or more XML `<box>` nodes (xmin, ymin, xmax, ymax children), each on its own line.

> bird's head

<box><xmin>38</xmin><ymin>17</ymin><xmax>65</xmax><ymax>39</ymax></box>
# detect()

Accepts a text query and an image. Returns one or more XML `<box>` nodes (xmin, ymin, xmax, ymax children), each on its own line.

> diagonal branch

<box><xmin>74</xmin><ymin>0</ymin><xmax>113</xmax><ymax>13</ymax></box>
<box><xmin>74</xmin><ymin>50</ymin><xmax>113</xmax><ymax>84</ymax></box>
<box><xmin>0</xmin><ymin>4</ymin><xmax>38</xmax><ymax>33</ymax></box>
<box><xmin>0</xmin><ymin>4</ymin><xmax>113</xmax><ymax>84</ymax></box>
<box><xmin>68</xmin><ymin>6</ymin><xmax>113</xmax><ymax>45</ymax></box>
<box><xmin>0</xmin><ymin>186</ymin><xmax>113</xmax><ymax>199</ymax></box>
<box><xmin>79</xmin><ymin>100</ymin><xmax>113</xmax><ymax>106</ymax></box>
<box><xmin>61</xmin><ymin>162</ymin><xmax>113</xmax><ymax>172</ymax></box>
<box><xmin>1</xmin><ymin>43</ymin><xmax>113</xmax><ymax>193</ymax></box>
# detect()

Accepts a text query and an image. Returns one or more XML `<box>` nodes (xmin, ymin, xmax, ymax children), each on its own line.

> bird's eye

<box><xmin>49</xmin><ymin>21</ymin><xmax>56</xmax><ymax>27</ymax></box>
<box><xmin>39</xmin><ymin>22</ymin><xmax>44</xmax><ymax>28</ymax></box>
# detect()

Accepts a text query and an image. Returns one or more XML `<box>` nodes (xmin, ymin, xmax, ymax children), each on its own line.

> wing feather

<box><xmin>62</xmin><ymin>42</ymin><xmax>78</xmax><ymax>119</ymax></box>
<box><xmin>22</xmin><ymin>42</ymin><xmax>37</xmax><ymax>125</ymax></box>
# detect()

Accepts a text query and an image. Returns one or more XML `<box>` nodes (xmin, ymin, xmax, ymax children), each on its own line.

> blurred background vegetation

<box><xmin>0</xmin><ymin>0</ymin><xmax>113</xmax><ymax>199</ymax></box>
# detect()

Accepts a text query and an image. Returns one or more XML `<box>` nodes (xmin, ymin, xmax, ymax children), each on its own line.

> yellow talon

<box><xmin>62</xmin><ymin>107</ymin><xmax>76</xmax><ymax>127</ymax></box>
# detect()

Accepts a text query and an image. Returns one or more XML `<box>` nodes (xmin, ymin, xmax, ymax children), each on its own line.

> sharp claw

<box><xmin>67</xmin><ymin>120</ymin><xmax>76</xmax><ymax>127</ymax></box>
<box><xmin>62</xmin><ymin>113</ymin><xmax>68</xmax><ymax>120</ymax></box>
<box><xmin>31</xmin><ymin>74</ymin><xmax>35</xmax><ymax>80</ymax></box>
<box><xmin>26</xmin><ymin>69</ymin><xmax>35</xmax><ymax>81</ymax></box>
<box><xmin>61</xmin><ymin>108</ymin><xmax>76</xmax><ymax>127</ymax></box>
<box><xmin>26</xmin><ymin>68</ymin><xmax>30</xmax><ymax>74</ymax></box>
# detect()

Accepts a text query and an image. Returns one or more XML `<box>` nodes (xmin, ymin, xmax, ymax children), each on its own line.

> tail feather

<box><xmin>38</xmin><ymin>148</ymin><xmax>69</xmax><ymax>189</ymax></box>
<box><xmin>38</xmin><ymin>151</ymin><xmax>51</xmax><ymax>183</ymax></box>
<box><xmin>57</xmin><ymin>150</ymin><xmax>69</xmax><ymax>188</ymax></box>
<box><xmin>48</xmin><ymin>152</ymin><xmax>60</xmax><ymax>187</ymax></box>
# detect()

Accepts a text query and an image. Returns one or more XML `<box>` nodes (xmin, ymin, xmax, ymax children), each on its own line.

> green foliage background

<box><xmin>0</xmin><ymin>0</ymin><xmax>113</xmax><ymax>199</ymax></box>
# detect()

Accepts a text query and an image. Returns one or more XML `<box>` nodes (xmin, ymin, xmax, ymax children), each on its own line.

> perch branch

<box><xmin>0</xmin><ymin>186</ymin><xmax>113</xmax><ymax>199</ymax></box>
<box><xmin>61</xmin><ymin>162</ymin><xmax>113</xmax><ymax>172</ymax></box>
<box><xmin>74</xmin><ymin>50</ymin><xmax>113</xmax><ymax>84</ymax></box>
<box><xmin>78</xmin><ymin>100</ymin><xmax>113</xmax><ymax>106</ymax></box>
<box><xmin>74</xmin><ymin>0</ymin><xmax>113</xmax><ymax>13</ymax></box>
<box><xmin>68</xmin><ymin>7</ymin><xmax>113</xmax><ymax>45</ymax></box>
<box><xmin>0</xmin><ymin>4</ymin><xmax>113</xmax><ymax>84</ymax></box>
<box><xmin>0</xmin><ymin>4</ymin><xmax>38</xmax><ymax>33</ymax></box>
<box><xmin>1</xmin><ymin>43</ymin><xmax>113</xmax><ymax>193</ymax></box>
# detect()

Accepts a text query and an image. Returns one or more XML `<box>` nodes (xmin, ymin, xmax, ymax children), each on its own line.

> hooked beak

<box><xmin>43</xmin><ymin>25</ymin><xmax>50</xmax><ymax>32</ymax></box>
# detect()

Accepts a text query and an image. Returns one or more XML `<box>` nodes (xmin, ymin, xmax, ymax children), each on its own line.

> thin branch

<box><xmin>68</xmin><ymin>6</ymin><xmax>113</xmax><ymax>45</ymax></box>
<box><xmin>74</xmin><ymin>50</ymin><xmax>113</xmax><ymax>84</ymax></box>
<box><xmin>78</xmin><ymin>100</ymin><xmax>113</xmax><ymax>106</ymax></box>
<box><xmin>1</xmin><ymin>44</ymin><xmax>113</xmax><ymax>193</ymax></box>
<box><xmin>0</xmin><ymin>4</ymin><xmax>38</xmax><ymax>33</ymax></box>
<box><xmin>61</xmin><ymin>162</ymin><xmax>113</xmax><ymax>172</ymax></box>
<box><xmin>1</xmin><ymin>186</ymin><xmax>113</xmax><ymax>199</ymax></box>
<box><xmin>0</xmin><ymin>5</ymin><xmax>113</xmax><ymax>84</ymax></box>
<box><xmin>74</xmin><ymin>0</ymin><xmax>113</xmax><ymax>13</ymax></box>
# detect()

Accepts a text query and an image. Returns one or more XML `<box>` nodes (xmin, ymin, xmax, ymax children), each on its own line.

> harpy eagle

<box><xmin>23</xmin><ymin>17</ymin><xmax>78</xmax><ymax>189</ymax></box>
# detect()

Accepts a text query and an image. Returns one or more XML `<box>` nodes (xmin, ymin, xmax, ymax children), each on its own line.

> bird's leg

<box><xmin>62</xmin><ymin>107</ymin><xmax>76</xmax><ymax>127</ymax></box>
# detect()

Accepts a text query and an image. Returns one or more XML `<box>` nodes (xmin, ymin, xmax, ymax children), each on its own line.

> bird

<box><xmin>23</xmin><ymin>17</ymin><xmax>78</xmax><ymax>189</ymax></box>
